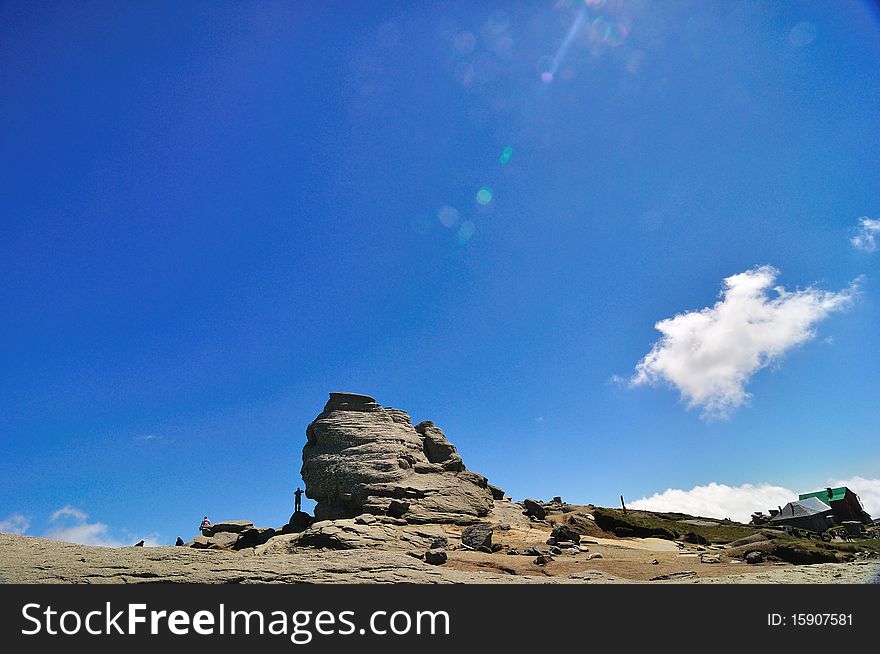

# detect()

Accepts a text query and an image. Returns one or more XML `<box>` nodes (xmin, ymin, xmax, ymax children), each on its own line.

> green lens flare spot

<box><xmin>476</xmin><ymin>187</ymin><xmax>493</xmax><ymax>205</ymax></box>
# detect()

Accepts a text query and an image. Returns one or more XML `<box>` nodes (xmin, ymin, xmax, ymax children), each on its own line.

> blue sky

<box><xmin>2</xmin><ymin>1</ymin><xmax>879</xmax><ymax>544</ymax></box>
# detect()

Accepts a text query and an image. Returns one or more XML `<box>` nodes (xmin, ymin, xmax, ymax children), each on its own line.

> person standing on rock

<box><xmin>294</xmin><ymin>487</ymin><xmax>303</xmax><ymax>513</ymax></box>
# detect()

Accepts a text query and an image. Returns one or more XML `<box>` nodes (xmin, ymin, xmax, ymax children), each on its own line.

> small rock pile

<box><xmin>191</xmin><ymin>521</ymin><xmax>276</xmax><ymax>551</ymax></box>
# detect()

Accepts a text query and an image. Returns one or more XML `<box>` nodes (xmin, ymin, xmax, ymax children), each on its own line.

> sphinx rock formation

<box><xmin>301</xmin><ymin>392</ymin><xmax>497</xmax><ymax>525</ymax></box>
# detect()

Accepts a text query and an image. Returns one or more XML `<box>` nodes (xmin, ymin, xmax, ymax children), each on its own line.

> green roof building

<box><xmin>798</xmin><ymin>487</ymin><xmax>871</xmax><ymax>524</ymax></box>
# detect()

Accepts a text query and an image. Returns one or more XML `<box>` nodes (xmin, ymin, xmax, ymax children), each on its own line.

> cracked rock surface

<box><xmin>301</xmin><ymin>392</ymin><xmax>496</xmax><ymax>524</ymax></box>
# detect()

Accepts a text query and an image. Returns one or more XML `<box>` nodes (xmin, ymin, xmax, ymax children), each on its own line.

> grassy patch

<box><xmin>594</xmin><ymin>508</ymin><xmax>757</xmax><ymax>543</ymax></box>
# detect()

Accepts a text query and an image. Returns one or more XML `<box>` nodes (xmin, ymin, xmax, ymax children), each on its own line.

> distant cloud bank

<box><xmin>0</xmin><ymin>514</ymin><xmax>30</xmax><ymax>535</ymax></box>
<box><xmin>630</xmin><ymin>266</ymin><xmax>858</xmax><ymax>418</ymax></box>
<box><xmin>629</xmin><ymin>482</ymin><xmax>795</xmax><ymax>523</ymax></box>
<box><xmin>851</xmin><ymin>217</ymin><xmax>880</xmax><ymax>252</ymax></box>
<box><xmin>630</xmin><ymin>478</ymin><xmax>880</xmax><ymax>523</ymax></box>
<box><xmin>0</xmin><ymin>505</ymin><xmax>161</xmax><ymax>547</ymax></box>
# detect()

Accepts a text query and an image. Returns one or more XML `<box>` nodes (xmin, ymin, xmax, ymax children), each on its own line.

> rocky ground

<box><xmin>1</xmin><ymin>532</ymin><xmax>877</xmax><ymax>584</ymax></box>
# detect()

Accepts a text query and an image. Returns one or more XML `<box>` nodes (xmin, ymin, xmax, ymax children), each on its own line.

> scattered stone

<box><xmin>491</xmin><ymin>543</ymin><xmax>503</xmax><ymax>553</ymax></box>
<box><xmin>476</xmin><ymin>545</ymin><xmax>493</xmax><ymax>554</ymax></box>
<box><xmin>549</xmin><ymin>546</ymin><xmax>562</xmax><ymax>556</ymax></box>
<box><xmin>430</xmin><ymin>537</ymin><xmax>448</xmax><ymax>550</ymax></box>
<box><xmin>700</xmin><ymin>553</ymin><xmax>721</xmax><ymax>564</ymax></box>
<box><xmin>651</xmin><ymin>559</ymin><xmax>659</xmax><ymax>565</ymax></box>
<box><xmin>650</xmin><ymin>571</ymin><xmax>697</xmax><ymax>581</ymax></box>
<box><xmin>424</xmin><ymin>549</ymin><xmax>447</xmax><ymax>565</ymax></box>
<box><xmin>522</xmin><ymin>499</ymin><xmax>546</xmax><ymax>520</ymax></box>
<box><xmin>405</xmin><ymin>550</ymin><xmax>424</xmax><ymax>560</ymax></box>
<box><xmin>461</xmin><ymin>523</ymin><xmax>493</xmax><ymax>549</ymax></box>
<box><xmin>496</xmin><ymin>522</ymin><xmax>511</xmax><ymax>531</ymax></box>
<box><xmin>507</xmin><ymin>549</ymin><xmax>519</xmax><ymax>556</ymax></box>
<box><xmin>546</xmin><ymin>537</ymin><xmax>557</xmax><ymax>546</ymax></box>
<box><xmin>175</xmin><ymin>537</ymin><xmax>184</xmax><ymax>547</ymax></box>
<box><xmin>534</xmin><ymin>555</ymin><xmax>552</xmax><ymax>565</ymax></box>
<box><xmin>524</xmin><ymin>547</ymin><xmax>542</xmax><ymax>557</ymax></box>
<box><xmin>586</xmin><ymin>553</ymin><xmax>603</xmax><ymax>560</ymax></box>
<box><xmin>556</xmin><ymin>540</ymin><xmax>576</xmax><ymax>548</ymax></box>
<box><xmin>745</xmin><ymin>551</ymin><xmax>764</xmax><ymax>565</ymax></box>
<box><xmin>134</xmin><ymin>541</ymin><xmax>144</xmax><ymax>547</ymax></box>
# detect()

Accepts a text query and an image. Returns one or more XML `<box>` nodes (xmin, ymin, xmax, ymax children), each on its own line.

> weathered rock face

<box><xmin>301</xmin><ymin>392</ymin><xmax>496</xmax><ymax>525</ymax></box>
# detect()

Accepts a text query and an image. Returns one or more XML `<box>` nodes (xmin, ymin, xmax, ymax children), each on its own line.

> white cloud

<box><xmin>42</xmin><ymin>506</ymin><xmax>161</xmax><ymax>547</ymax></box>
<box><xmin>629</xmin><ymin>478</ymin><xmax>880</xmax><ymax>523</ymax></box>
<box><xmin>628</xmin><ymin>482</ymin><xmax>796</xmax><ymax>523</ymax></box>
<box><xmin>0</xmin><ymin>514</ymin><xmax>30</xmax><ymax>535</ymax></box>
<box><xmin>630</xmin><ymin>266</ymin><xmax>858</xmax><ymax>418</ymax></box>
<box><xmin>851</xmin><ymin>217</ymin><xmax>880</xmax><ymax>252</ymax></box>
<box><xmin>49</xmin><ymin>506</ymin><xmax>88</xmax><ymax>523</ymax></box>
<box><xmin>44</xmin><ymin>522</ymin><xmax>124</xmax><ymax>548</ymax></box>
<box><xmin>135</xmin><ymin>434</ymin><xmax>168</xmax><ymax>443</ymax></box>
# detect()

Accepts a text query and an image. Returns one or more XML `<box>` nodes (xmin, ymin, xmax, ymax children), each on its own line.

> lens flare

<box><xmin>476</xmin><ymin>187</ymin><xmax>493</xmax><ymax>205</ymax></box>
<box><xmin>543</xmin><ymin>8</ymin><xmax>586</xmax><ymax>83</ymax></box>
<box><xmin>500</xmin><ymin>146</ymin><xmax>513</xmax><ymax>164</ymax></box>
<box><xmin>457</xmin><ymin>221</ymin><xmax>476</xmax><ymax>244</ymax></box>
<box><xmin>437</xmin><ymin>205</ymin><xmax>461</xmax><ymax>228</ymax></box>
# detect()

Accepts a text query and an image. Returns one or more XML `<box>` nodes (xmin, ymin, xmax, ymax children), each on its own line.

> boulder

<box><xmin>202</xmin><ymin>520</ymin><xmax>254</xmax><ymax>537</ymax></box>
<box><xmin>430</xmin><ymin>537</ymin><xmax>448</xmax><ymax>550</ymax></box>
<box><xmin>565</xmin><ymin>514</ymin><xmax>595</xmax><ymax>535</ymax></box>
<box><xmin>522</xmin><ymin>499</ymin><xmax>546</xmax><ymax>520</ymax></box>
<box><xmin>282</xmin><ymin>511</ymin><xmax>313</xmax><ymax>534</ymax></box>
<box><xmin>534</xmin><ymin>554</ymin><xmax>552</xmax><ymax>565</ymax></box>
<box><xmin>461</xmin><ymin>523</ymin><xmax>493</xmax><ymax>549</ymax></box>
<box><xmin>488</xmin><ymin>484</ymin><xmax>506</xmax><ymax>500</ymax></box>
<box><xmin>549</xmin><ymin>546</ymin><xmax>562</xmax><ymax>555</ymax></box>
<box><xmin>300</xmin><ymin>393</ymin><xmax>494</xmax><ymax>524</ymax></box>
<box><xmin>175</xmin><ymin>537</ymin><xmax>185</xmax><ymax>546</ymax></box>
<box><xmin>191</xmin><ymin>531</ymin><xmax>239</xmax><ymax>550</ymax></box>
<box><xmin>235</xmin><ymin>528</ymin><xmax>276</xmax><ymax>550</ymax></box>
<box><xmin>550</xmin><ymin>523</ymin><xmax>581</xmax><ymax>544</ymax></box>
<box><xmin>700</xmin><ymin>553</ymin><xmax>721</xmax><ymax>564</ymax></box>
<box><xmin>683</xmin><ymin>531</ymin><xmax>710</xmax><ymax>545</ymax></box>
<box><xmin>745</xmin><ymin>551</ymin><xmax>764</xmax><ymax>564</ymax></box>
<box><xmin>424</xmin><ymin>549</ymin><xmax>448</xmax><ymax>565</ymax></box>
